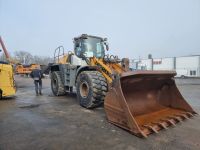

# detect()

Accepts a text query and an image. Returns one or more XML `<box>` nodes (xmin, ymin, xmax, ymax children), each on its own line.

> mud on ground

<box><xmin>0</xmin><ymin>76</ymin><xmax>200</xmax><ymax>150</ymax></box>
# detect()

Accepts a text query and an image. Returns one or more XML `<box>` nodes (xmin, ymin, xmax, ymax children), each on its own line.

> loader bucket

<box><xmin>104</xmin><ymin>70</ymin><xmax>197</xmax><ymax>138</ymax></box>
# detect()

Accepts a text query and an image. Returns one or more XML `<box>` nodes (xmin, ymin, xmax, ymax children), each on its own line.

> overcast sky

<box><xmin>0</xmin><ymin>0</ymin><xmax>200</xmax><ymax>59</ymax></box>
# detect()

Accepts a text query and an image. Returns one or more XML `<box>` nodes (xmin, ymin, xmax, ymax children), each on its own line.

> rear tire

<box><xmin>51</xmin><ymin>71</ymin><xmax>65</xmax><ymax>96</ymax></box>
<box><xmin>76</xmin><ymin>71</ymin><xmax>108</xmax><ymax>109</ymax></box>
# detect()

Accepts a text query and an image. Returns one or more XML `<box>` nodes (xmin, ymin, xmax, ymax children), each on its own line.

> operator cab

<box><xmin>74</xmin><ymin>34</ymin><xmax>108</xmax><ymax>59</ymax></box>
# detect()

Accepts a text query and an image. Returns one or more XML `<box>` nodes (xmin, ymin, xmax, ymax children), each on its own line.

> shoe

<box><xmin>36</xmin><ymin>93</ymin><xmax>39</xmax><ymax>96</ymax></box>
<box><xmin>39</xmin><ymin>93</ymin><xmax>42</xmax><ymax>95</ymax></box>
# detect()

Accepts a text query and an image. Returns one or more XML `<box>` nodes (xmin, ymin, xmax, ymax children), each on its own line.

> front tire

<box><xmin>76</xmin><ymin>71</ymin><xmax>108</xmax><ymax>109</ymax></box>
<box><xmin>51</xmin><ymin>71</ymin><xmax>65</xmax><ymax>96</ymax></box>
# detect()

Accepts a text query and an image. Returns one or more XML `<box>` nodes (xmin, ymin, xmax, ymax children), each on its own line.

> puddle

<box><xmin>19</xmin><ymin>104</ymin><xmax>40</xmax><ymax>108</ymax></box>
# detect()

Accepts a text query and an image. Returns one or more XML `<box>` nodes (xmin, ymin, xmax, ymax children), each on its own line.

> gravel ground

<box><xmin>0</xmin><ymin>76</ymin><xmax>200</xmax><ymax>150</ymax></box>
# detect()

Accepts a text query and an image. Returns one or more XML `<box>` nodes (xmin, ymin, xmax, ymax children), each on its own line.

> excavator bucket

<box><xmin>104</xmin><ymin>70</ymin><xmax>197</xmax><ymax>138</ymax></box>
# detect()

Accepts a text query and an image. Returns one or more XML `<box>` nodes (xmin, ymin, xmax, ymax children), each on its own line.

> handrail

<box><xmin>54</xmin><ymin>46</ymin><xmax>65</xmax><ymax>63</ymax></box>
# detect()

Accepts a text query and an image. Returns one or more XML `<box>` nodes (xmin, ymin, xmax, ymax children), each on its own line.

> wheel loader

<box><xmin>50</xmin><ymin>34</ymin><xmax>197</xmax><ymax>138</ymax></box>
<box><xmin>0</xmin><ymin>36</ymin><xmax>16</xmax><ymax>98</ymax></box>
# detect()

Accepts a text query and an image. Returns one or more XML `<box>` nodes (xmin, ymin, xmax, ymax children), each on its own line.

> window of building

<box><xmin>190</xmin><ymin>70</ymin><xmax>196</xmax><ymax>76</ymax></box>
<box><xmin>153</xmin><ymin>61</ymin><xmax>162</xmax><ymax>65</ymax></box>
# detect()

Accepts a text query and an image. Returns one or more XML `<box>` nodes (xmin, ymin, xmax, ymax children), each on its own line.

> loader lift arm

<box><xmin>90</xmin><ymin>57</ymin><xmax>122</xmax><ymax>84</ymax></box>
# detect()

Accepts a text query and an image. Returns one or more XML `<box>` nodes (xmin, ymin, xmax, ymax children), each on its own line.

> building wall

<box><xmin>176</xmin><ymin>56</ymin><xmax>200</xmax><ymax>77</ymax></box>
<box><xmin>130</xmin><ymin>59</ymin><xmax>138</xmax><ymax>70</ymax></box>
<box><xmin>131</xmin><ymin>55</ymin><xmax>200</xmax><ymax>77</ymax></box>
<box><xmin>153</xmin><ymin>57</ymin><xmax>175</xmax><ymax>70</ymax></box>
<box><xmin>176</xmin><ymin>56</ymin><xmax>199</xmax><ymax>68</ymax></box>
<box><xmin>130</xmin><ymin>59</ymin><xmax>152</xmax><ymax>70</ymax></box>
<box><xmin>141</xmin><ymin>59</ymin><xmax>153</xmax><ymax>70</ymax></box>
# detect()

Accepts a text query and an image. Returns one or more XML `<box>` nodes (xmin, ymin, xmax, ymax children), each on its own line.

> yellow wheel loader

<box><xmin>50</xmin><ymin>34</ymin><xmax>197</xmax><ymax>138</ymax></box>
<box><xmin>0</xmin><ymin>36</ymin><xmax>16</xmax><ymax>98</ymax></box>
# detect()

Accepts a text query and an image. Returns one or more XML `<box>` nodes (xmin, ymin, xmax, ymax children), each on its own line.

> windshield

<box><xmin>81</xmin><ymin>37</ymin><xmax>105</xmax><ymax>58</ymax></box>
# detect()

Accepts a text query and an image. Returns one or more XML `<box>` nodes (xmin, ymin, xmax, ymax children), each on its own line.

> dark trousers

<box><xmin>34</xmin><ymin>80</ymin><xmax>42</xmax><ymax>94</ymax></box>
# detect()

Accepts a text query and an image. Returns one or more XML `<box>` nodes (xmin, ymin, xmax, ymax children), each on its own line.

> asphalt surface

<box><xmin>0</xmin><ymin>76</ymin><xmax>200</xmax><ymax>150</ymax></box>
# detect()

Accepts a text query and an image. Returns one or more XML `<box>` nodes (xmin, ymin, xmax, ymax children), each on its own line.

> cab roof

<box><xmin>74</xmin><ymin>34</ymin><xmax>104</xmax><ymax>41</ymax></box>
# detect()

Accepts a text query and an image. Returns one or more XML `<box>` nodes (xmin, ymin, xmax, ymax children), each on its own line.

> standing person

<box><xmin>30</xmin><ymin>66</ymin><xmax>43</xmax><ymax>96</ymax></box>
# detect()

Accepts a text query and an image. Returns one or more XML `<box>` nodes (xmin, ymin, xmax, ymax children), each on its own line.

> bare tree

<box><xmin>13</xmin><ymin>51</ymin><xmax>33</xmax><ymax>64</ymax></box>
<box><xmin>13</xmin><ymin>50</ymin><xmax>53</xmax><ymax>65</ymax></box>
<box><xmin>32</xmin><ymin>55</ymin><xmax>53</xmax><ymax>65</ymax></box>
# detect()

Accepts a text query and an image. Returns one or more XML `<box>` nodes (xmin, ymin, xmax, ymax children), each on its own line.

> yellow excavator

<box><xmin>0</xmin><ymin>36</ymin><xmax>16</xmax><ymax>98</ymax></box>
<box><xmin>50</xmin><ymin>34</ymin><xmax>197</xmax><ymax>138</ymax></box>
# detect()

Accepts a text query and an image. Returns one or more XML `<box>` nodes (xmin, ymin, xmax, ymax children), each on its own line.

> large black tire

<box><xmin>51</xmin><ymin>71</ymin><xmax>65</xmax><ymax>96</ymax></box>
<box><xmin>0</xmin><ymin>89</ymin><xmax>2</xmax><ymax>99</ymax></box>
<box><xmin>76</xmin><ymin>71</ymin><xmax>108</xmax><ymax>109</ymax></box>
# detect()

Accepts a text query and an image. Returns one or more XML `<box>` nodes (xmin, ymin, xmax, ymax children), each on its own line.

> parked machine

<box><xmin>0</xmin><ymin>36</ymin><xmax>16</xmax><ymax>98</ymax></box>
<box><xmin>15</xmin><ymin>63</ymin><xmax>40</xmax><ymax>76</ymax></box>
<box><xmin>50</xmin><ymin>34</ymin><xmax>196</xmax><ymax>137</ymax></box>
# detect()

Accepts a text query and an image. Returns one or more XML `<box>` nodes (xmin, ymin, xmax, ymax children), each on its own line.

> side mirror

<box><xmin>104</xmin><ymin>42</ymin><xmax>109</xmax><ymax>51</ymax></box>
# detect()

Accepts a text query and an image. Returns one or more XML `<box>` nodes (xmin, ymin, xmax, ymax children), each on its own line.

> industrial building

<box><xmin>131</xmin><ymin>55</ymin><xmax>200</xmax><ymax>77</ymax></box>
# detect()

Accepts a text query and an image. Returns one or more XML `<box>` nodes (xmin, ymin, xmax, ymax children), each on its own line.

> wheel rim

<box><xmin>80</xmin><ymin>81</ymin><xmax>89</xmax><ymax>98</ymax></box>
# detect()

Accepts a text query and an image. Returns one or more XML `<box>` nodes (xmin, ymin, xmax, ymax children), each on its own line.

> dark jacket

<box><xmin>30</xmin><ymin>69</ymin><xmax>43</xmax><ymax>80</ymax></box>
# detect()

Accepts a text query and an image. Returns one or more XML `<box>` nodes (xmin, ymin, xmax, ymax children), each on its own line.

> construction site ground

<box><xmin>0</xmin><ymin>76</ymin><xmax>200</xmax><ymax>150</ymax></box>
